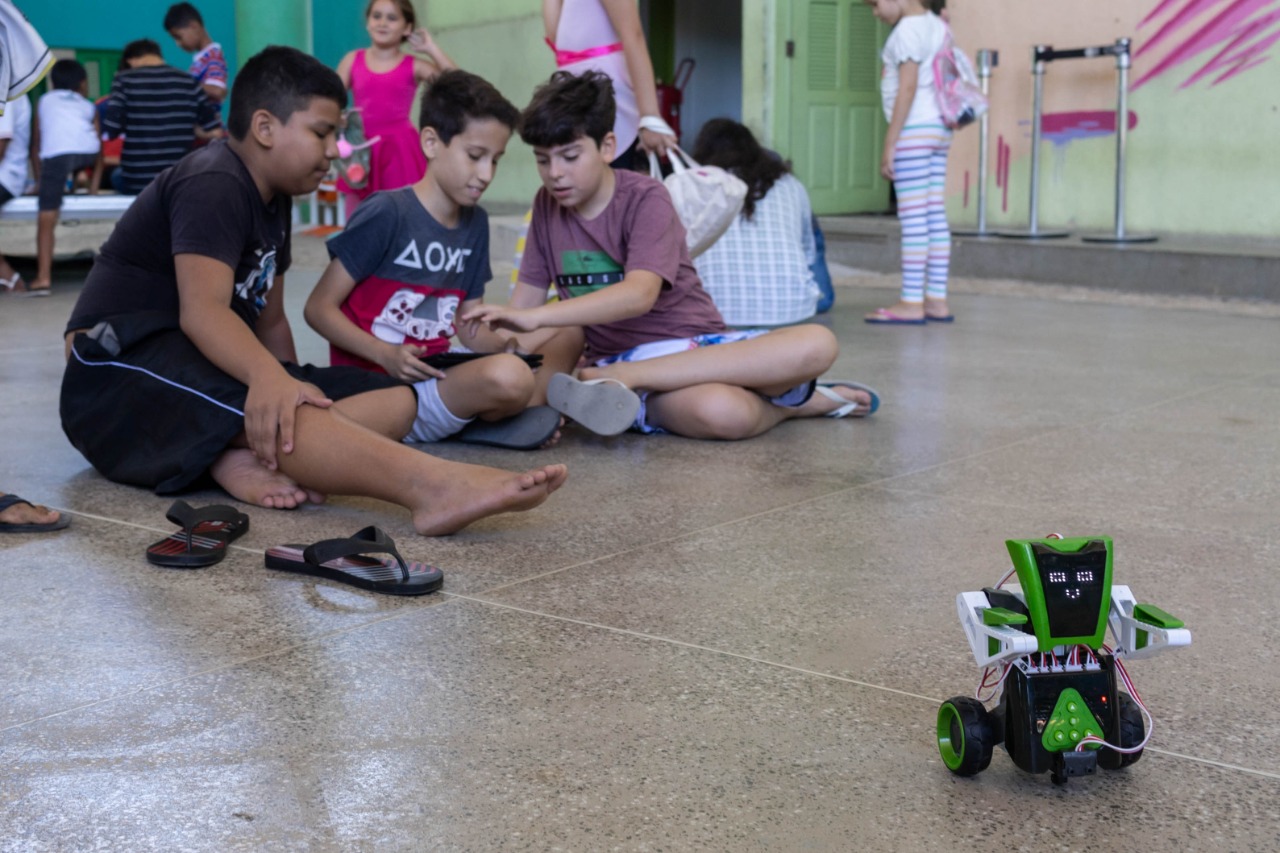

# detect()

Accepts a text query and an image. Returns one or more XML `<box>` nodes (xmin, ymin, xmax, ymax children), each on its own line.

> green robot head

<box><xmin>1005</xmin><ymin>537</ymin><xmax>1113</xmax><ymax>651</ymax></box>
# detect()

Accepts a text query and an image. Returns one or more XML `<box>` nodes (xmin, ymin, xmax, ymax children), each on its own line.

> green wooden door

<box><xmin>778</xmin><ymin>0</ymin><xmax>888</xmax><ymax>214</ymax></box>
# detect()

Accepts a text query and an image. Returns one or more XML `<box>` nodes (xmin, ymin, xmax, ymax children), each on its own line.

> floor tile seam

<box><xmin>862</xmin><ymin>373</ymin><xmax>1276</xmax><ymax>494</ymax></box>
<box><xmin>0</xmin><ymin>344</ymin><xmax>64</xmax><ymax>356</ymax></box>
<box><xmin>463</xmin><ymin>481</ymin><xmax>883</xmax><ymax>597</ymax></box>
<box><xmin>446</xmin><ymin>594</ymin><xmax>1280</xmax><ymax>780</ymax></box>
<box><xmin>0</xmin><ymin>598</ymin><xmax>464</xmax><ymax>735</ymax></box>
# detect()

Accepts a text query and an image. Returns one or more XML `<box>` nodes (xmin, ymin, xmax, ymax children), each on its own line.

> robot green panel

<box><xmin>1006</xmin><ymin>537</ymin><xmax>1112</xmax><ymax>650</ymax></box>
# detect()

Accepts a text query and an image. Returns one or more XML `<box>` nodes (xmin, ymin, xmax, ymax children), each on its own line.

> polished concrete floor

<box><xmin>2</xmin><ymin>234</ymin><xmax>1279</xmax><ymax>851</ymax></box>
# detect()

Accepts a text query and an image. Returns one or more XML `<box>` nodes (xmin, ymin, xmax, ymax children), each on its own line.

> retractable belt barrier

<box><xmin>999</xmin><ymin>38</ymin><xmax>1156</xmax><ymax>244</ymax></box>
<box><xmin>953</xmin><ymin>48</ymin><xmax>998</xmax><ymax>238</ymax></box>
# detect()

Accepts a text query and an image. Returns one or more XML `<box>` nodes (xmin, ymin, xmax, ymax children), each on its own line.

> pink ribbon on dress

<box><xmin>546</xmin><ymin>37</ymin><xmax>624</xmax><ymax>67</ymax></box>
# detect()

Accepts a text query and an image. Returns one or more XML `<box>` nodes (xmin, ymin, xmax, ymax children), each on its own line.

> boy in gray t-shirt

<box><xmin>307</xmin><ymin>71</ymin><xmax>584</xmax><ymax>449</ymax></box>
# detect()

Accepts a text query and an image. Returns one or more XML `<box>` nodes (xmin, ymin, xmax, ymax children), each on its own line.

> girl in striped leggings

<box><xmin>865</xmin><ymin>0</ymin><xmax>954</xmax><ymax>324</ymax></box>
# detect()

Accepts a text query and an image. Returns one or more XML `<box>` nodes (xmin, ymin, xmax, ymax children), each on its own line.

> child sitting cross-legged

<box><xmin>61</xmin><ymin>48</ymin><xmax>566</xmax><ymax>536</ymax></box>
<box><xmin>461</xmin><ymin>71</ymin><xmax>879</xmax><ymax>440</ymax></box>
<box><xmin>306</xmin><ymin>70</ymin><xmax>585</xmax><ymax>450</ymax></box>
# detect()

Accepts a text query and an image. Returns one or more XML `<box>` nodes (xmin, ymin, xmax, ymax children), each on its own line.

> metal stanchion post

<box><xmin>1000</xmin><ymin>46</ymin><xmax>1070</xmax><ymax>239</ymax></box>
<box><xmin>1083</xmin><ymin>38</ymin><xmax>1156</xmax><ymax>244</ymax></box>
<box><xmin>953</xmin><ymin>49</ymin><xmax>998</xmax><ymax>238</ymax></box>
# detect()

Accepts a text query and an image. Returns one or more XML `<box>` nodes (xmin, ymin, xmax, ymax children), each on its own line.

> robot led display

<box><xmin>938</xmin><ymin>536</ymin><xmax>1191</xmax><ymax>784</ymax></box>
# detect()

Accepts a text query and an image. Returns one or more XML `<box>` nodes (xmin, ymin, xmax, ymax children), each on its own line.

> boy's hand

<box><xmin>462</xmin><ymin>303</ymin><xmax>542</xmax><ymax>336</ymax></box>
<box><xmin>244</xmin><ymin>373</ymin><xmax>333</xmax><ymax>470</ymax></box>
<box><xmin>378</xmin><ymin>342</ymin><xmax>446</xmax><ymax>384</ymax></box>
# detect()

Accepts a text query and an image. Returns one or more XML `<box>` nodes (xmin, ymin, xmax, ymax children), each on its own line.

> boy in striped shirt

<box><xmin>164</xmin><ymin>2</ymin><xmax>228</xmax><ymax>105</ymax></box>
<box><xmin>102</xmin><ymin>39</ymin><xmax>222</xmax><ymax>195</ymax></box>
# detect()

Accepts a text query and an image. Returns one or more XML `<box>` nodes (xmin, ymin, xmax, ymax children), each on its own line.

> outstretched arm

<box><xmin>601</xmin><ymin>0</ymin><xmax>676</xmax><ymax>156</ymax></box>
<box><xmin>462</xmin><ymin>271</ymin><xmax>663</xmax><ymax>336</ymax></box>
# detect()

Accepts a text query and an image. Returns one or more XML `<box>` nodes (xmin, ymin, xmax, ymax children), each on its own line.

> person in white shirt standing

<box><xmin>30</xmin><ymin>58</ymin><xmax>102</xmax><ymax>296</ymax></box>
<box><xmin>0</xmin><ymin>93</ymin><xmax>33</xmax><ymax>293</ymax></box>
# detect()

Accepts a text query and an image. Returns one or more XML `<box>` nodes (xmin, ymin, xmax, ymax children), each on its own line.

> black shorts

<box><xmin>61</xmin><ymin>312</ymin><xmax>406</xmax><ymax>493</ymax></box>
<box><xmin>38</xmin><ymin>152</ymin><xmax>98</xmax><ymax>211</ymax></box>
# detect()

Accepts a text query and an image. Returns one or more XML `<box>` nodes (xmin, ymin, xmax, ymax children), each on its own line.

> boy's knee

<box><xmin>682</xmin><ymin>387</ymin><xmax>760</xmax><ymax>441</ymax></box>
<box><xmin>476</xmin><ymin>353</ymin><xmax>536</xmax><ymax>405</ymax></box>
<box><xmin>797</xmin><ymin>325</ymin><xmax>839</xmax><ymax>374</ymax></box>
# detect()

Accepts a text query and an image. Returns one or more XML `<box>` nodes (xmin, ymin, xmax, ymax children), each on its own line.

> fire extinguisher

<box><xmin>654</xmin><ymin>57</ymin><xmax>695</xmax><ymax>143</ymax></box>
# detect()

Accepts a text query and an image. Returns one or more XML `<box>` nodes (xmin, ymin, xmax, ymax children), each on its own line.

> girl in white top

<box><xmin>542</xmin><ymin>0</ymin><xmax>676</xmax><ymax>168</ymax></box>
<box><xmin>865</xmin><ymin>0</ymin><xmax>954</xmax><ymax>325</ymax></box>
<box><xmin>691</xmin><ymin>119</ymin><xmax>823</xmax><ymax>327</ymax></box>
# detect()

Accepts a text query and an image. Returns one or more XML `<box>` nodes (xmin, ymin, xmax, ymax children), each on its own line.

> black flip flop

<box><xmin>264</xmin><ymin>526</ymin><xmax>443</xmax><ymax>596</ymax></box>
<box><xmin>451</xmin><ymin>405</ymin><xmax>561</xmax><ymax>450</ymax></box>
<box><xmin>0</xmin><ymin>494</ymin><xmax>71</xmax><ymax>533</ymax></box>
<box><xmin>145</xmin><ymin>500</ymin><xmax>250</xmax><ymax>568</ymax></box>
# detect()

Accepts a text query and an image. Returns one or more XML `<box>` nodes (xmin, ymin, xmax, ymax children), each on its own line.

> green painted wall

<box><xmin>25</xmin><ymin>0</ymin><xmax>237</xmax><ymax>78</ymax></box>
<box><xmin>422</xmin><ymin>7</ymin><xmax>556</xmax><ymax>208</ymax></box>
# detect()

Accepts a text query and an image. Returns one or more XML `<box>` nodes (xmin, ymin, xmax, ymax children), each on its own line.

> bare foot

<box><xmin>794</xmin><ymin>384</ymin><xmax>873</xmax><ymax>418</ymax></box>
<box><xmin>210</xmin><ymin>448</ymin><xmax>327</xmax><ymax>509</ymax></box>
<box><xmin>411</xmin><ymin>463</ymin><xmax>568</xmax><ymax>536</ymax></box>
<box><xmin>0</xmin><ymin>495</ymin><xmax>62</xmax><ymax>527</ymax></box>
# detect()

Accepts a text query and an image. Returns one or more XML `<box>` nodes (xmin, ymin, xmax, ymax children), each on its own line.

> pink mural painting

<box><xmin>1135</xmin><ymin>0</ymin><xmax>1280</xmax><ymax>89</ymax></box>
<box><xmin>1041</xmin><ymin>111</ymin><xmax>1139</xmax><ymax>145</ymax></box>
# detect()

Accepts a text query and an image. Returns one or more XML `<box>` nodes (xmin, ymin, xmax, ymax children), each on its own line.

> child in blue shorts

<box><xmin>462</xmin><ymin>71</ymin><xmax>879</xmax><ymax>439</ymax></box>
<box><xmin>306</xmin><ymin>70</ymin><xmax>582</xmax><ymax>448</ymax></box>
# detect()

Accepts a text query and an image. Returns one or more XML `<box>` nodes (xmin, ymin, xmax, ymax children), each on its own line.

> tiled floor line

<box><xmin>445</xmin><ymin>593</ymin><xmax>1280</xmax><ymax>782</ymax></box>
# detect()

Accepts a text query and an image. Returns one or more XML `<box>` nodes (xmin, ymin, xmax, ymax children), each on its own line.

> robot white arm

<box><xmin>956</xmin><ymin>589</ymin><xmax>1040</xmax><ymax>669</ymax></box>
<box><xmin>1107</xmin><ymin>585</ymin><xmax>1192</xmax><ymax>661</ymax></box>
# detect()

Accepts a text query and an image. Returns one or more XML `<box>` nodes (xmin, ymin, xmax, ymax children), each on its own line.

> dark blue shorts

<box><xmin>61</xmin><ymin>312</ymin><xmax>406</xmax><ymax>493</ymax></box>
<box><xmin>38</xmin><ymin>152</ymin><xmax>98</xmax><ymax>211</ymax></box>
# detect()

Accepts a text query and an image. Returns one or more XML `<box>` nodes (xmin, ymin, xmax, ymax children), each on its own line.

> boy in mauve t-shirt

<box><xmin>463</xmin><ymin>71</ymin><xmax>880</xmax><ymax>439</ymax></box>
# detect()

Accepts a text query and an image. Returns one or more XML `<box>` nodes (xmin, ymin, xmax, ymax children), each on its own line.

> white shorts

<box><xmin>595</xmin><ymin>330</ymin><xmax>815</xmax><ymax>434</ymax></box>
<box><xmin>404</xmin><ymin>377</ymin><xmax>470</xmax><ymax>443</ymax></box>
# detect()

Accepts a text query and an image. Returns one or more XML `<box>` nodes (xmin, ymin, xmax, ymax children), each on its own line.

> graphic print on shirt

<box><xmin>371</xmin><ymin>288</ymin><xmax>460</xmax><ymax>344</ymax></box>
<box><xmin>556</xmin><ymin>250</ymin><xmax>623</xmax><ymax>298</ymax></box>
<box><xmin>234</xmin><ymin>248</ymin><xmax>277</xmax><ymax>315</ymax></box>
<box><xmin>394</xmin><ymin>238</ymin><xmax>473</xmax><ymax>274</ymax></box>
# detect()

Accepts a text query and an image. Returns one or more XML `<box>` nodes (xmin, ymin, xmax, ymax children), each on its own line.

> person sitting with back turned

<box><xmin>61</xmin><ymin>46</ymin><xmax>566</xmax><ymax>536</ymax></box>
<box><xmin>101</xmin><ymin>38</ymin><xmax>223</xmax><ymax>195</ymax></box>
<box><xmin>461</xmin><ymin>71</ymin><xmax>880</xmax><ymax>440</ymax></box>
<box><xmin>689</xmin><ymin>118</ymin><xmax>825</xmax><ymax>328</ymax></box>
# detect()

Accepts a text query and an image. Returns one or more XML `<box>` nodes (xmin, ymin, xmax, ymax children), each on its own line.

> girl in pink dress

<box><xmin>336</xmin><ymin>0</ymin><xmax>456</xmax><ymax>209</ymax></box>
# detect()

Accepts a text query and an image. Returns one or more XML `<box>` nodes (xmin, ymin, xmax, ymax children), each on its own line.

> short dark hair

<box><xmin>164</xmin><ymin>2</ymin><xmax>203</xmax><ymax>30</ymax></box>
<box><xmin>228</xmin><ymin>45</ymin><xmax>347</xmax><ymax>141</ymax></box>
<box><xmin>122</xmin><ymin>39</ymin><xmax>163</xmax><ymax>65</ymax></box>
<box><xmin>690</xmin><ymin>118</ymin><xmax>790</xmax><ymax>221</ymax></box>
<box><xmin>519</xmin><ymin>70</ymin><xmax>615</xmax><ymax>148</ymax></box>
<box><xmin>418</xmin><ymin>70</ymin><xmax>520</xmax><ymax>143</ymax></box>
<box><xmin>49</xmin><ymin>59</ymin><xmax>87</xmax><ymax>91</ymax></box>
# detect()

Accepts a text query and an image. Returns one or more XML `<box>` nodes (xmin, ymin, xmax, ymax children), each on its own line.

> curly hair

<box><xmin>519</xmin><ymin>70</ymin><xmax>616</xmax><ymax>148</ymax></box>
